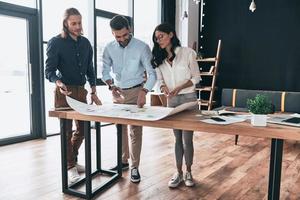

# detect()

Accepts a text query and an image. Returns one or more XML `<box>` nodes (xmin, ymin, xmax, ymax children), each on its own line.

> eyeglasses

<box><xmin>155</xmin><ymin>34</ymin><xmax>166</xmax><ymax>42</ymax></box>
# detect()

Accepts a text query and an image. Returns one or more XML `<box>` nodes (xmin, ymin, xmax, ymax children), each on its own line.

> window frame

<box><xmin>0</xmin><ymin>1</ymin><xmax>45</xmax><ymax>145</ymax></box>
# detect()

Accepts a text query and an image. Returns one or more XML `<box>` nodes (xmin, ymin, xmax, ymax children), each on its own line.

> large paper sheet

<box><xmin>66</xmin><ymin>96</ymin><xmax>197</xmax><ymax>121</ymax></box>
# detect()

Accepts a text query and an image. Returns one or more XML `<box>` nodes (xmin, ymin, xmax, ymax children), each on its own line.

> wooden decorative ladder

<box><xmin>196</xmin><ymin>40</ymin><xmax>222</xmax><ymax>110</ymax></box>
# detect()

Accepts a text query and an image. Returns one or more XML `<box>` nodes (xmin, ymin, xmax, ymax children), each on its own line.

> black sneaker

<box><xmin>130</xmin><ymin>167</ymin><xmax>141</xmax><ymax>183</ymax></box>
<box><xmin>109</xmin><ymin>162</ymin><xmax>129</xmax><ymax>171</ymax></box>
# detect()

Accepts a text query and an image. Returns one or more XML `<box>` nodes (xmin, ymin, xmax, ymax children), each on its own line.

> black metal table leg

<box><xmin>96</xmin><ymin>122</ymin><xmax>101</xmax><ymax>170</ymax></box>
<box><xmin>268</xmin><ymin>138</ymin><xmax>284</xmax><ymax>200</ymax></box>
<box><xmin>59</xmin><ymin>119</ymin><xmax>122</xmax><ymax>199</ymax></box>
<box><xmin>116</xmin><ymin>124</ymin><xmax>123</xmax><ymax>176</ymax></box>
<box><xmin>84</xmin><ymin>121</ymin><xmax>92</xmax><ymax>199</ymax></box>
<box><xmin>60</xmin><ymin>119</ymin><xmax>68</xmax><ymax>193</ymax></box>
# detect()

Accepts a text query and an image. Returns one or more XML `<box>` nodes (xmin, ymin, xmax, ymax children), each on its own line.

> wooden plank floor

<box><xmin>1</xmin><ymin>125</ymin><xmax>300</xmax><ymax>200</ymax></box>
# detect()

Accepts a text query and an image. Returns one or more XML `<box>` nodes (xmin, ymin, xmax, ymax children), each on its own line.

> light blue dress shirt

<box><xmin>102</xmin><ymin>37</ymin><xmax>156</xmax><ymax>91</ymax></box>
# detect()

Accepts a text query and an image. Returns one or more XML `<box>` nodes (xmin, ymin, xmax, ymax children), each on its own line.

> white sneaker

<box><xmin>75</xmin><ymin>163</ymin><xmax>85</xmax><ymax>173</ymax></box>
<box><xmin>184</xmin><ymin>172</ymin><xmax>195</xmax><ymax>187</ymax></box>
<box><xmin>168</xmin><ymin>172</ymin><xmax>183</xmax><ymax>188</ymax></box>
<box><xmin>68</xmin><ymin>167</ymin><xmax>80</xmax><ymax>183</ymax></box>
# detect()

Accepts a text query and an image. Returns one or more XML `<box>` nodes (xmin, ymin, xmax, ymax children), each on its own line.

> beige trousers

<box><xmin>114</xmin><ymin>86</ymin><xmax>143</xmax><ymax>168</ymax></box>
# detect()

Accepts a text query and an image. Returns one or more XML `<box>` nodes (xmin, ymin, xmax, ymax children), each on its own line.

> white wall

<box><xmin>176</xmin><ymin>0</ymin><xmax>199</xmax><ymax>51</ymax></box>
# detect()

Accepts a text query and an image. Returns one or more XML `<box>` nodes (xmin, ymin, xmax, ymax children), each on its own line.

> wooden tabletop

<box><xmin>49</xmin><ymin>110</ymin><xmax>300</xmax><ymax>141</ymax></box>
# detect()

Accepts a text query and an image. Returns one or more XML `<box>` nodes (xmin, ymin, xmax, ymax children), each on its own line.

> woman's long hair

<box><xmin>61</xmin><ymin>8</ymin><xmax>83</xmax><ymax>38</ymax></box>
<box><xmin>151</xmin><ymin>23</ymin><xmax>181</xmax><ymax>68</ymax></box>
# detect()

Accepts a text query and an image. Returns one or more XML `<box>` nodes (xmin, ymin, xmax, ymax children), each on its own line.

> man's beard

<box><xmin>118</xmin><ymin>34</ymin><xmax>132</xmax><ymax>48</ymax></box>
<box><xmin>118</xmin><ymin>40</ymin><xmax>129</xmax><ymax>47</ymax></box>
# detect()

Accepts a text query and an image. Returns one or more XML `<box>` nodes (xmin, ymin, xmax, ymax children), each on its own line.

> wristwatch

<box><xmin>141</xmin><ymin>88</ymin><xmax>149</xmax><ymax>94</ymax></box>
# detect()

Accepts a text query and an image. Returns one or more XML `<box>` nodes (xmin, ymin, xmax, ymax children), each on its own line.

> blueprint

<box><xmin>66</xmin><ymin>96</ymin><xmax>197</xmax><ymax>121</ymax></box>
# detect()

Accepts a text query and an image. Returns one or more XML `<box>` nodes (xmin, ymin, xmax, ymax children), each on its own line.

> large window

<box><xmin>42</xmin><ymin>0</ymin><xmax>89</xmax><ymax>41</ymax></box>
<box><xmin>96</xmin><ymin>17</ymin><xmax>114</xmax><ymax>80</ymax></box>
<box><xmin>95</xmin><ymin>0</ymin><xmax>131</xmax><ymax>16</ymax></box>
<box><xmin>0</xmin><ymin>15</ymin><xmax>31</xmax><ymax>139</ymax></box>
<box><xmin>134</xmin><ymin>0</ymin><xmax>161</xmax><ymax>47</ymax></box>
<box><xmin>0</xmin><ymin>3</ymin><xmax>42</xmax><ymax>145</ymax></box>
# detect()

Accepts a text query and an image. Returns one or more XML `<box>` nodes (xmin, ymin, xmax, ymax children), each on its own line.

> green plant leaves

<box><xmin>246</xmin><ymin>94</ymin><xmax>273</xmax><ymax>114</ymax></box>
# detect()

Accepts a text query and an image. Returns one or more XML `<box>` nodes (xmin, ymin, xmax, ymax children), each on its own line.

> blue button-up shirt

<box><xmin>102</xmin><ymin>37</ymin><xmax>156</xmax><ymax>91</ymax></box>
<box><xmin>45</xmin><ymin>34</ymin><xmax>96</xmax><ymax>86</ymax></box>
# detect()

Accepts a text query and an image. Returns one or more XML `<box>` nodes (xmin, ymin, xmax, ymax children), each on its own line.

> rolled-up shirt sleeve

<box><xmin>45</xmin><ymin>38</ymin><xmax>60</xmax><ymax>83</ymax></box>
<box><xmin>101</xmin><ymin>46</ymin><xmax>113</xmax><ymax>82</ymax></box>
<box><xmin>189</xmin><ymin>49</ymin><xmax>201</xmax><ymax>85</ymax></box>
<box><xmin>86</xmin><ymin>43</ymin><xmax>96</xmax><ymax>86</ymax></box>
<box><xmin>155</xmin><ymin>68</ymin><xmax>165</xmax><ymax>88</ymax></box>
<box><xmin>141</xmin><ymin>45</ymin><xmax>157</xmax><ymax>91</ymax></box>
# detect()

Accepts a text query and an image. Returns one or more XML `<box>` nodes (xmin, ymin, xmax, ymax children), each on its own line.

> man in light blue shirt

<box><xmin>101</xmin><ymin>15</ymin><xmax>156</xmax><ymax>183</ymax></box>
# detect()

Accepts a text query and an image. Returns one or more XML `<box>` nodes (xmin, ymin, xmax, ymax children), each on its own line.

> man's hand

<box><xmin>111</xmin><ymin>86</ymin><xmax>125</xmax><ymax>103</ymax></box>
<box><xmin>137</xmin><ymin>89</ymin><xmax>147</xmax><ymax>108</ymax></box>
<box><xmin>90</xmin><ymin>94</ymin><xmax>102</xmax><ymax>105</ymax></box>
<box><xmin>111</xmin><ymin>86</ymin><xmax>122</xmax><ymax>98</ymax></box>
<box><xmin>56</xmin><ymin>80</ymin><xmax>71</xmax><ymax>95</ymax></box>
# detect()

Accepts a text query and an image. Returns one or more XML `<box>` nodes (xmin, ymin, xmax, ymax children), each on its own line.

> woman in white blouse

<box><xmin>151</xmin><ymin>23</ymin><xmax>201</xmax><ymax>188</ymax></box>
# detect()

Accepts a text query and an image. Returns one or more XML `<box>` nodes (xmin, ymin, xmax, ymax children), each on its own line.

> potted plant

<box><xmin>247</xmin><ymin>94</ymin><xmax>273</xmax><ymax>126</ymax></box>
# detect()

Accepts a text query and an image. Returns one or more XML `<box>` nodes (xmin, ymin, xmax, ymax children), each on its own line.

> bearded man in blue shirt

<box><xmin>102</xmin><ymin>15</ymin><xmax>156</xmax><ymax>183</ymax></box>
<box><xmin>45</xmin><ymin>8</ymin><xmax>102</xmax><ymax>183</ymax></box>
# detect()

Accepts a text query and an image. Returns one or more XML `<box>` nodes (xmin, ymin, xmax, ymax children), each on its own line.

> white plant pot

<box><xmin>251</xmin><ymin>114</ymin><xmax>267</xmax><ymax>126</ymax></box>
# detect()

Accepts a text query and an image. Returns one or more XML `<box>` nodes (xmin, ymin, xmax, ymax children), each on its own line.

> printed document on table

<box><xmin>268</xmin><ymin>113</ymin><xmax>300</xmax><ymax>127</ymax></box>
<box><xmin>200</xmin><ymin>116</ymin><xmax>247</xmax><ymax>125</ymax></box>
<box><xmin>66</xmin><ymin>96</ymin><xmax>197</xmax><ymax>121</ymax></box>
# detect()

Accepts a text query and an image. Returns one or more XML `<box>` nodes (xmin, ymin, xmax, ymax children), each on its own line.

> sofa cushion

<box><xmin>284</xmin><ymin>92</ymin><xmax>300</xmax><ymax>113</ymax></box>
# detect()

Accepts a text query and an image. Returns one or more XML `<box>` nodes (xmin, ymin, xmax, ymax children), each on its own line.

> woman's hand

<box><xmin>169</xmin><ymin>81</ymin><xmax>193</xmax><ymax>98</ymax></box>
<box><xmin>160</xmin><ymin>85</ymin><xmax>170</xmax><ymax>97</ymax></box>
<box><xmin>169</xmin><ymin>86</ymin><xmax>182</xmax><ymax>98</ymax></box>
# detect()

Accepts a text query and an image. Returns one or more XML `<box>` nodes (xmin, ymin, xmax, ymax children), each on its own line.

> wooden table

<box><xmin>49</xmin><ymin>109</ymin><xmax>300</xmax><ymax>200</ymax></box>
